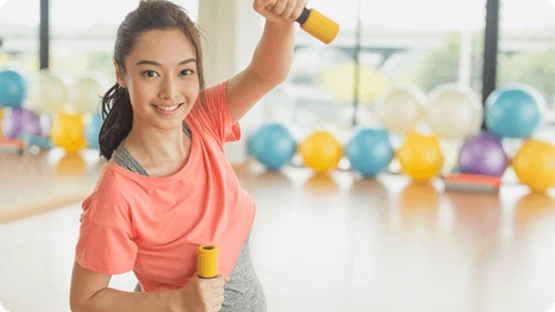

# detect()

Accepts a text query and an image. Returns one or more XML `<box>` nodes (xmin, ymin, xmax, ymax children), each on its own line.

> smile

<box><xmin>152</xmin><ymin>103</ymin><xmax>183</xmax><ymax>114</ymax></box>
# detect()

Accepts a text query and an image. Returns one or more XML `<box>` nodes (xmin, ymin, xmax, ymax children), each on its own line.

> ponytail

<box><xmin>99</xmin><ymin>83</ymin><xmax>133</xmax><ymax>160</ymax></box>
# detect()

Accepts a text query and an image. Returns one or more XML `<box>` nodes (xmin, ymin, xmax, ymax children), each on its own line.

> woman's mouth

<box><xmin>152</xmin><ymin>103</ymin><xmax>183</xmax><ymax>115</ymax></box>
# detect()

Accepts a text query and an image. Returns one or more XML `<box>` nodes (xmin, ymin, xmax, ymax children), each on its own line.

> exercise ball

<box><xmin>53</xmin><ymin>152</ymin><xmax>88</xmax><ymax>179</ymax></box>
<box><xmin>299</xmin><ymin>130</ymin><xmax>343</xmax><ymax>172</ymax></box>
<box><xmin>424</xmin><ymin>83</ymin><xmax>483</xmax><ymax>139</ymax></box>
<box><xmin>318</xmin><ymin>62</ymin><xmax>389</xmax><ymax>104</ymax></box>
<box><xmin>0</xmin><ymin>70</ymin><xmax>27</xmax><ymax>108</ymax></box>
<box><xmin>397</xmin><ymin>132</ymin><xmax>444</xmax><ymax>181</ymax></box>
<box><xmin>85</xmin><ymin>113</ymin><xmax>103</xmax><ymax>150</ymax></box>
<box><xmin>374</xmin><ymin>86</ymin><xmax>426</xmax><ymax>134</ymax></box>
<box><xmin>345</xmin><ymin>128</ymin><xmax>394</xmax><ymax>177</ymax></box>
<box><xmin>0</xmin><ymin>108</ymin><xmax>4</xmax><ymax>138</ymax></box>
<box><xmin>247</xmin><ymin>123</ymin><xmax>296</xmax><ymax>170</ymax></box>
<box><xmin>24</xmin><ymin>70</ymin><xmax>69</xmax><ymax>114</ymax></box>
<box><xmin>458</xmin><ymin>132</ymin><xmax>508</xmax><ymax>177</ymax></box>
<box><xmin>70</xmin><ymin>76</ymin><xmax>104</xmax><ymax>114</ymax></box>
<box><xmin>513</xmin><ymin>139</ymin><xmax>555</xmax><ymax>192</ymax></box>
<box><xmin>51</xmin><ymin>111</ymin><xmax>86</xmax><ymax>152</ymax></box>
<box><xmin>485</xmin><ymin>84</ymin><xmax>546</xmax><ymax>138</ymax></box>
<box><xmin>1</xmin><ymin>107</ymin><xmax>42</xmax><ymax>139</ymax></box>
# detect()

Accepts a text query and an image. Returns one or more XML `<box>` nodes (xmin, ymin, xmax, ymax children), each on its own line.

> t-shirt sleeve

<box><xmin>194</xmin><ymin>79</ymin><xmax>241</xmax><ymax>145</ymax></box>
<box><xmin>74</xmin><ymin>175</ymin><xmax>138</xmax><ymax>275</ymax></box>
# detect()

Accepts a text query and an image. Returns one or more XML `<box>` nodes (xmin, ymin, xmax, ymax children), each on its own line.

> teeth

<box><xmin>155</xmin><ymin>105</ymin><xmax>179</xmax><ymax>112</ymax></box>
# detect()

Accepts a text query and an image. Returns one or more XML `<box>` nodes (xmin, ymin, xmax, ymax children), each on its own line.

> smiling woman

<box><xmin>69</xmin><ymin>0</ymin><xmax>302</xmax><ymax>311</ymax></box>
<box><xmin>98</xmin><ymin>9</ymin><xmax>206</xmax><ymax>162</ymax></box>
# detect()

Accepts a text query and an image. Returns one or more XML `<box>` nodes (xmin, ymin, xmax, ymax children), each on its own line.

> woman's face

<box><xmin>116</xmin><ymin>28</ymin><xmax>200</xmax><ymax>132</ymax></box>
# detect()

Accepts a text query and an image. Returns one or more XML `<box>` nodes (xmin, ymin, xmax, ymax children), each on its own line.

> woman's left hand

<box><xmin>253</xmin><ymin>0</ymin><xmax>308</xmax><ymax>24</ymax></box>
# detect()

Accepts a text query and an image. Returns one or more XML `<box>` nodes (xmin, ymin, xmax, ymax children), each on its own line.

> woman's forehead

<box><xmin>128</xmin><ymin>29</ymin><xmax>197</xmax><ymax>64</ymax></box>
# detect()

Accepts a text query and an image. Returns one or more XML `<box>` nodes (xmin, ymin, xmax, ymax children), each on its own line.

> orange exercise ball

<box><xmin>513</xmin><ymin>139</ymin><xmax>555</xmax><ymax>192</ymax></box>
<box><xmin>299</xmin><ymin>130</ymin><xmax>343</xmax><ymax>172</ymax></box>
<box><xmin>397</xmin><ymin>132</ymin><xmax>444</xmax><ymax>181</ymax></box>
<box><xmin>50</xmin><ymin>110</ymin><xmax>86</xmax><ymax>152</ymax></box>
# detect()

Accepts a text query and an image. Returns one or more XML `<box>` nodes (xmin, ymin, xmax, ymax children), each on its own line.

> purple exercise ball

<box><xmin>458</xmin><ymin>132</ymin><xmax>509</xmax><ymax>177</ymax></box>
<box><xmin>2</xmin><ymin>108</ymin><xmax>43</xmax><ymax>139</ymax></box>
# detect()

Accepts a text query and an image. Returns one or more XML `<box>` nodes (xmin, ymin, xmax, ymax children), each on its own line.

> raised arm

<box><xmin>226</xmin><ymin>0</ymin><xmax>306</xmax><ymax>124</ymax></box>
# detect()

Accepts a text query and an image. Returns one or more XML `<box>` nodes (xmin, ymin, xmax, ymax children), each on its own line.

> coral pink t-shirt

<box><xmin>74</xmin><ymin>80</ymin><xmax>256</xmax><ymax>291</ymax></box>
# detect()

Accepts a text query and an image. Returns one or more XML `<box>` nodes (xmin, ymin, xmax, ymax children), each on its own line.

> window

<box><xmin>263</xmin><ymin>1</ymin><xmax>359</xmax><ymax>133</ymax></box>
<box><xmin>497</xmin><ymin>0</ymin><xmax>555</xmax><ymax>123</ymax></box>
<box><xmin>0</xmin><ymin>0</ymin><xmax>41</xmax><ymax>74</ymax></box>
<box><xmin>263</xmin><ymin>0</ymin><xmax>487</xmax><ymax>133</ymax></box>
<box><xmin>49</xmin><ymin>0</ymin><xmax>199</xmax><ymax>84</ymax></box>
<box><xmin>356</xmin><ymin>0</ymin><xmax>486</xmax><ymax>127</ymax></box>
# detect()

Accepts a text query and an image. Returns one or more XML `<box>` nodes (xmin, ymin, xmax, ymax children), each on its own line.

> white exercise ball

<box><xmin>374</xmin><ymin>85</ymin><xmax>426</xmax><ymax>134</ymax></box>
<box><xmin>424</xmin><ymin>83</ymin><xmax>483</xmax><ymax>139</ymax></box>
<box><xmin>23</xmin><ymin>70</ymin><xmax>69</xmax><ymax>114</ymax></box>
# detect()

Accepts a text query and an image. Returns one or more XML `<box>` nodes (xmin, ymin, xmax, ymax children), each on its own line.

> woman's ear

<box><xmin>114</xmin><ymin>61</ymin><xmax>127</xmax><ymax>88</ymax></box>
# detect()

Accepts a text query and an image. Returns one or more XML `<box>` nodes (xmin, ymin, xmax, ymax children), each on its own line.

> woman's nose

<box><xmin>159</xmin><ymin>76</ymin><xmax>178</xmax><ymax>100</ymax></box>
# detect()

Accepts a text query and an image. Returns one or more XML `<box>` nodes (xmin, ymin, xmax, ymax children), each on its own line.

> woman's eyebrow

<box><xmin>136</xmin><ymin>58</ymin><xmax>197</xmax><ymax>66</ymax></box>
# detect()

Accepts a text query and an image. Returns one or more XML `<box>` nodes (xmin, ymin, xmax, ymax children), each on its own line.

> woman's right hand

<box><xmin>171</xmin><ymin>273</ymin><xmax>228</xmax><ymax>312</ymax></box>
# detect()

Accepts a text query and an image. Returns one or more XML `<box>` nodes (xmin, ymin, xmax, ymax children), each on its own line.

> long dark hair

<box><xmin>99</xmin><ymin>0</ymin><xmax>207</xmax><ymax>160</ymax></box>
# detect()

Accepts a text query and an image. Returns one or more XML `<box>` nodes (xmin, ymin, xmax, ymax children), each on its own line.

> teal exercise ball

<box><xmin>85</xmin><ymin>113</ymin><xmax>103</xmax><ymax>150</ymax></box>
<box><xmin>0</xmin><ymin>70</ymin><xmax>27</xmax><ymax>108</ymax></box>
<box><xmin>485</xmin><ymin>84</ymin><xmax>546</xmax><ymax>138</ymax></box>
<box><xmin>248</xmin><ymin>123</ymin><xmax>297</xmax><ymax>170</ymax></box>
<box><xmin>346</xmin><ymin>128</ymin><xmax>394</xmax><ymax>177</ymax></box>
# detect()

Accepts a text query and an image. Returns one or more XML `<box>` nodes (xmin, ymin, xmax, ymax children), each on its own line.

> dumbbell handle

<box><xmin>197</xmin><ymin>245</ymin><xmax>218</xmax><ymax>279</ymax></box>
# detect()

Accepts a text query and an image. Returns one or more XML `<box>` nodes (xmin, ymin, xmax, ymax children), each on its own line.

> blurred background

<box><xmin>1</xmin><ymin>0</ymin><xmax>554</xmax><ymax>128</ymax></box>
<box><xmin>1</xmin><ymin>0</ymin><xmax>555</xmax><ymax>311</ymax></box>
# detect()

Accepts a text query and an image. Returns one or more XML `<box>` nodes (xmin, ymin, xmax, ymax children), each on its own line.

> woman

<box><xmin>69</xmin><ymin>0</ymin><xmax>304</xmax><ymax>311</ymax></box>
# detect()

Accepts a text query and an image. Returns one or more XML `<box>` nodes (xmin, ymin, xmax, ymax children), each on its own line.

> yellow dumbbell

<box><xmin>296</xmin><ymin>7</ymin><xmax>340</xmax><ymax>45</ymax></box>
<box><xmin>197</xmin><ymin>244</ymin><xmax>218</xmax><ymax>279</ymax></box>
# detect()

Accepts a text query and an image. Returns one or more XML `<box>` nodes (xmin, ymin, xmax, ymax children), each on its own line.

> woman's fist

<box><xmin>171</xmin><ymin>273</ymin><xmax>229</xmax><ymax>312</ymax></box>
<box><xmin>253</xmin><ymin>0</ymin><xmax>308</xmax><ymax>23</ymax></box>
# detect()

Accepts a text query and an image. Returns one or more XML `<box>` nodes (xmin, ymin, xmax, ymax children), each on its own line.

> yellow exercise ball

<box><xmin>299</xmin><ymin>130</ymin><xmax>343</xmax><ymax>172</ymax></box>
<box><xmin>397</xmin><ymin>132</ymin><xmax>444</xmax><ymax>181</ymax></box>
<box><xmin>317</xmin><ymin>62</ymin><xmax>389</xmax><ymax>105</ymax></box>
<box><xmin>50</xmin><ymin>111</ymin><xmax>86</xmax><ymax>152</ymax></box>
<box><xmin>513</xmin><ymin>139</ymin><xmax>555</xmax><ymax>192</ymax></box>
<box><xmin>53</xmin><ymin>152</ymin><xmax>88</xmax><ymax>180</ymax></box>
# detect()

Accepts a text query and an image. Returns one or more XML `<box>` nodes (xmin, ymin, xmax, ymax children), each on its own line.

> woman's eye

<box><xmin>180</xmin><ymin>69</ymin><xmax>194</xmax><ymax>76</ymax></box>
<box><xmin>142</xmin><ymin>70</ymin><xmax>159</xmax><ymax>78</ymax></box>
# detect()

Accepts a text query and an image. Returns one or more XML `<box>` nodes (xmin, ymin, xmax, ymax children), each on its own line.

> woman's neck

<box><xmin>124</xmin><ymin>120</ymin><xmax>191</xmax><ymax>173</ymax></box>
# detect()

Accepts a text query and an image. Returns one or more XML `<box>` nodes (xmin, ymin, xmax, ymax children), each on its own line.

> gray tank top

<box><xmin>113</xmin><ymin>122</ymin><xmax>267</xmax><ymax>311</ymax></box>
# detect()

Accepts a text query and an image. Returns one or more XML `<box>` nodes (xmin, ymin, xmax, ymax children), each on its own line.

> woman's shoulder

<box><xmin>96</xmin><ymin>161</ymin><xmax>135</xmax><ymax>193</ymax></box>
<box><xmin>80</xmin><ymin>162</ymin><xmax>135</xmax><ymax>225</ymax></box>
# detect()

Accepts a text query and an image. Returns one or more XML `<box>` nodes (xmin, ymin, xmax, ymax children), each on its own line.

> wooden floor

<box><xmin>1</xmin><ymin>149</ymin><xmax>555</xmax><ymax>312</ymax></box>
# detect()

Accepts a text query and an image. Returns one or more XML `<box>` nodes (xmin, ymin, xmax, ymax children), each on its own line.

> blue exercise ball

<box><xmin>248</xmin><ymin>123</ymin><xmax>297</xmax><ymax>170</ymax></box>
<box><xmin>346</xmin><ymin>128</ymin><xmax>394</xmax><ymax>177</ymax></box>
<box><xmin>0</xmin><ymin>70</ymin><xmax>27</xmax><ymax>108</ymax></box>
<box><xmin>485</xmin><ymin>85</ymin><xmax>545</xmax><ymax>138</ymax></box>
<box><xmin>85</xmin><ymin>113</ymin><xmax>103</xmax><ymax>150</ymax></box>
